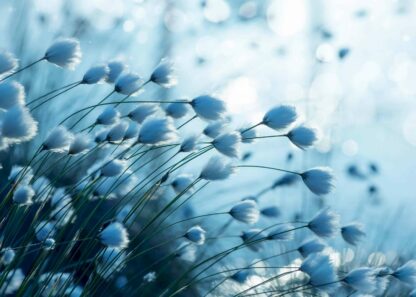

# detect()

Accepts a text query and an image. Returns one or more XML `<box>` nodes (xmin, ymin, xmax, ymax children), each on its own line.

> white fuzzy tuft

<box><xmin>0</xmin><ymin>81</ymin><xmax>25</xmax><ymax>110</ymax></box>
<box><xmin>165</xmin><ymin>102</ymin><xmax>189</xmax><ymax>119</ymax></box>
<box><xmin>99</xmin><ymin>222</ymin><xmax>129</xmax><ymax>249</ymax></box>
<box><xmin>308</xmin><ymin>208</ymin><xmax>340</xmax><ymax>238</ymax></box>
<box><xmin>300</xmin><ymin>253</ymin><xmax>339</xmax><ymax>293</ymax></box>
<box><xmin>123</xmin><ymin>121</ymin><xmax>140</xmax><ymax>140</ymax></box>
<box><xmin>128</xmin><ymin>104</ymin><xmax>158</xmax><ymax>124</ymax></box>
<box><xmin>107</xmin><ymin>60</ymin><xmax>127</xmax><ymax>83</ymax></box>
<box><xmin>13</xmin><ymin>185</ymin><xmax>35</xmax><ymax>205</ymax></box>
<box><xmin>341</xmin><ymin>222</ymin><xmax>366</xmax><ymax>246</ymax></box>
<box><xmin>1</xmin><ymin>248</ymin><xmax>15</xmax><ymax>265</ymax></box>
<box><xmin>185</xmin><ymin>225</ymin><xmax>206</xmax><ymax>245</ymax></box>
<box><xmin>199</xmin><ymin>155</ymin><xmax>235</xmax><ymax>181</ymax></box>
<box><xmin>44</xmin><ymin>38</ymin><xmax>82</xmax><ymax>69</ymax></box>
<box><xmin>176</xmin><ymin>243</ymin><xmax>197</xmax><ymax>262</ymax></box>
<box><xmin>82</xmin><ymin>64</ymin><xmax>109</xmax><ymax>84</ymax></box>
<box><xmin>180</xmin><ymin>135</ymin><xmax>199</xmax><ymax>152</ymax></box>
<box><xmin>191</xmin><ymin>95</ymin><xmax>227</xmax><ymax>121</ymax></box>
<box><xmin>150</xmin><ymin>59</ymin><xmax>177</xmax><ymax>88</ymax></box>
<box><xmin>96</xmin><ymin>106</ymin><xmax>120</xmax><ymax>125</ymax></box>
<box><xmin>287</xmin><ymin>125</ymin><xmax>319</xmax><ymax>149</ymax></box>
<box><xmin>35</xmin><ymin>221</ymin><xmax>56</xmax><ymax>242</ymax></box>
<box><xmin>343</xmin><ymin>267</ymin><xmax>377</xmax><ymax>294</ymax></box>
<box><xmin>2</xmin><ymin>105</ymin><xmax>38</xmax><ymax>144</ymax></box>
<box><xmin>171</xmin><ymin>174</ymin><xmax>194</xmax><ymax>194</ymax></box>
<box><xmin>43</xmin><ymin>126</ymin><xmax>73</xmax><ymax>153</ymax></box>
<box><xmin>297</xmin><ymin>238</ymin><xmax>326</xmax><ymax>258</ymax></box>
<box><xmin>107</xmin><ymin>121</ymin><xmax>129</xmax><ymax>142</ymax></box>
<box><xmin>229</xmin><ymin>200</ymin><xmax>260</xmax><ymax>224</ymax></box>
<box><xmin>68</xmin><ymin>133</ymin><xmax>92</xmax><ymax>155</ymax></box>
<box><xmin>100</xmin><ymin>159</ymin><xmax>127</xmax><ymax>177</ymax></box>
<box><xmin>212</xmin><ymin>132</ymin><xmax>241</xmax><ymax>158</ymax></box>
<box><xmin>267</xmin><ymin>224</ymin><xmax>294</xmax><ymax>241</ymax></box>
<box><xmin>393</xmin><ymin>260</ymin><xmax>416</xmax><ymax>286</ymax></box>
<box><xmin>138</xmin><ymin>117</ymin><xmax>178</xmax><ymax>145</ymax></box>
<box><xmin>301</xmin><ymin>167</ymin><xmax>335</xmax><ymax>195</ymax></box>
<box><xmin>115</xmin><ymin>72</ymin><xmax>144</xmax><ymax>95</ymax></box>
<box><xmin>262</xmin><ymin>105</ymin><xmax>297</xmax><ymax>130</ymax></box>
<box><xmin>239</xmin><ymin>126</ymin><xmax>257</xmax><ymax>143</ymax></box>
<box><xmin>203</xmin><ymin>121</ymin><xmax>226</xmax><ymax>138</ymax></box>
<box><xmin>0</xmin><ymin>51</ymin><xmax>18</xmax><ymax>76</ymax></box>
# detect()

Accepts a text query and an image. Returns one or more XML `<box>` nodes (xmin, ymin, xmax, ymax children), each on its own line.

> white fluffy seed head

<box><xmin>107</xmin><ymin>60</ymin><xmax>127</xmax><ymax>83</ymax></box>
<box><xmin>241</xmin><ymin>229</ymin><xmax>265</xmax><ymax>251</ymax></box>
<box><xmin>1</xmin><ymin>105</ymin><xmax>38</xmax><ymax>143</ymax></box>
<box><xmin>43</xmin><ymin>126</ymin><xmax>73</xmax><ymax>153</ymax></box>
<box><xmin>96</xmin><ymin>106</ymin><xmax>120</xmax><ymax>125</ymax></box>
<box><xmin>8</xmin><ymin>165</ymin><xmax>33</xmax><ymax>185</ymax></box>
<box><xmin>1</xmin><ymin>248</ymin><xmax>15</xmax><ymax>265</ymax></box>
<box><xmin>297</xmin><ymin>238</ymin><xmax>326</xmax><ymax>258</ymax></box>
<box><xmin>176</xmin><ymin>243</ymin><xmax>197</xmax><ymax>262</ymax></box>
<box><xmin>44</xmin><ymin>38</ymin><xmax>82</xmax><ymax>69</ymax></box>
<box><xmin>100</xmin><ymin>222</ymin><xmax>129</xmax><ymax>248</ymax></box>
<box><xmin>0</xmin><ymin>51</ymin><xmax>18</xmax><ymax>76</ymax></box>
<box><xmin>300</xmin><ymin>253</ymin><xmax>339</xmax><ymax>293</ymax></box>
<box><xmin>287</xmin><ymin>125</ymin><xmax>319</xmax><ymax>149</ymax></box>
<box><xmin>262</xmin><ymin>105</ymin><xmax>297</xmax><ymax>130</ymax></box>
<box><xmin>68</xmin><ymin>133</ymin><xmax>92</xmax><ymax>155</ymax></box>
<box><xmin>171</xmin><ymin>174</ymin><xmax>194</xmax><ymax>194</ymax></box>
<box><xmin>180</xmin><ymin>135</ymin><xmax>199</xmax><ymax>152</ymax></box>
<box><xmin>82</xmin><ymin>64</ymin><xmax>109</xmax><ymax>84</ymax></box>
<box><xmin>191</xmin><ymin>95</ymin><xmax>227</xmax><ymax>121</ymax></box>
<box><xmin>212</xmin><ymin>132</ymin><xmax>241</xmax><ymax>158</ymax></box>
<box><xmin>260</xmin><ymin>206</ymin><xmax>280</xmax><ymax>218</ymax></box>
<box><xmin>94</xmin><ymin>128</ymin><xmax>109</xmax><ymax>143</ymax></box>
<box><xmin>199</xmin><ymin>155</ymin><xmax>235</xmax><ymax>181</ymax></box>
<box><xmin>203</xmin><ymin>121</ymin><xmax>226</xmax><ymax>139</ymax></box>
<box><xmin>393</xmin><ymin>260</ymin><xmax>416</xmax><ymax>286</ymax></box>
<box><xmin>0</xmin><ymin>81</ymin><xmax>25</xmax><ymax>110</ymax></box>
<box><xmin>107</xmin><ymin>121</ymin><xmax>129</xmax><ymax>142</ymax></box>
<box><xmin>267</xmin><ymin>224</ymin><xmax>294</xmax><ymax>241</ymax></box>
<box><xmin>13</xmin><ymin>185</ymin><xmax>35</xmax><ymax>205</ymax></box>
<box><xmin>343</xmin><ymin>267</ymin><xmax>377</xmax><ymax>294</ymax></box>
<box><xmin>239</xmin><ymin>126</ymin><xmax>257</xmax><ymax>144</ymax></box>
<box><xmin>100</xmin><ymin>159</ymin><xmax>127</xmax><ymax>177</ymax></box>
<box><xmin>341</xmin><ymin>222</ymin><xmax>366</xmax><ymax>246</ymax></box>
<box><xmin>138</xmin><ymin>117</ymin><xmax>178</xmax><ymax>145</ymax></box>
<box><xmin>185</xmin><ymin>225</ymin><xmax>206</xmax><ymax>245</ymax></box>
<box><xmin>165</xmin><ymin>102</ymin><xmax>189</xmax><ymax>119</ymax></box>
<box><xmin>150</xmin><ymin>58</ymin><xmax>177</xmax><ymax>88</ymax></box>
<box><xmin>115</xmin><ymin>72</ymin><xmax>144</xmax><ymax>95</ymax></box>
<box><xmin>35</xmin><ymin>221</ymin><xmax>56</xmax><ymax>242</ymax></box>
<box><xmin>308</xmin><ymin>208</ymin><xmax>340</xmax><ymax>238</ymax></box>
<box><xmin>128</xmin><ymin>104</ymin><xmax>158</xmax><ymax>124</ymax></box>
<box><xmin>301</xmin><ymin>167</ymin><xmax>335</xmax><ymax>196</ymax></box>
<box><xmin>123</xmin><ymin>121</ymin><xmax>140</xmax><ymax>140</ymax></box>
<box><xmin>229</xmin><ymin>200</ymin><xmax>260</xmax><ymax>224</ymax></box>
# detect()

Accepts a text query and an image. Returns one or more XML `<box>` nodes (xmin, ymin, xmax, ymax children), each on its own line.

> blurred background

<box><xmin>1</xmin><ymin>0</ymin><xmax>415</xmax><ymax>278</ymax></box>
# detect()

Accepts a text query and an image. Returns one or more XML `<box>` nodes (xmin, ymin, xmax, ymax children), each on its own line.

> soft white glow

<box><xmin>267</xmin><ymin>0</ymin><xmax>308</xmax><ymax>37</ymax></box>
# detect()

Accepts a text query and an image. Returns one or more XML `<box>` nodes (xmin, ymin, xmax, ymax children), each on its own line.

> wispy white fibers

<box><xmin>35</xmin><ymin>221</ymin><xmax>56</xmax><ymax>241</ymax></box>
<box><xmin>212</xmin><ymin>132</ymin><xmax>241</xmax><ymax>158</ymax></box>
<box><xmin>229</xmin><ymin>200</ymin><xmax>260</xmax><ymax>224</ymax></box>
<box><xmin>150</xmin><ymin>58</ymin><xmax>177</xmax><ymax>88</ymax></box>
<box><xmin>239</xmin><ymin>126</ymin><xmax>257</xmax><ymax>144</ymax></box>
<box><xmin>13</xmin><ymin>185</ymin><xmax>35</xmax><ymax>205</ymax></box>
<box><xmin>0</xmin><ymin>51</ymin><xmax>18</xmax><ymax>76</ymax></box>
<box><xmin>0</xmin><ymin>81</ymin><xmax>25</xmax><ymax>109</ymax></box>
<box><xmin>199</xmin><ymin>156</ymin><xmax>235</xmax><ymax>181</ymax></box>
<box><xmin>185</xmin><ymin>225</ymin><xmax>206</xmax><ymax>245</ymax></box>
<box><xmin>203</xmin><ymin>121</ymin><xmax>226</xmax><ymax>138</ymax></box>
<box><xmin>81</xmin><ymin>64</ymin><xmax>109</xmax><ymax>84</ymax></box>
<box><xmin>1</xmin><ymin>248</ymin><xmax>15</xmax><ymax>265</ymax></box>
<box><xmin>343</xmin><ymin>267</ymin><xmax>377</xmax><ymax>294</ymax></box>
<box><xmin>0</xmin><ymin>269</ymin><xmax>24</xmax><ymax>295</ymax></box>
<box><xmin>1</xmin><ymin>105</ymin><xmax>38</xmax><ymax>144</ymax></box>
<box><xmin>241</xmin><ymin>229</ymin><xmax>265</xmax><ymax>251</ymax></box>
<box><xmin>107</xmin><ymin>121</ymin><xmax>129</xmax><ymax>142</ymax></box>
<box><xmin>180</xmin><ymin>135</ymin><xmax>199</xmax><ymax>153</ymax></box>
<box><xmin>128</xmin><ymin>104</ymin><xmax>158</xmax><ymax>124</ymax></box>
<box><xmin>96</xmin><ymin>247</ymin><xmax>126</xmax><ymax>278</ymax></box>
<box><xmin>43</xmin><ymin>126</ymin><xmax>73</xmax><ymax>153</ymax></box>
<box><xmin>171</xmin><ymin>174</ymin><xmax>194</xmax><ymax>194</ymax></box>
<box><xmin>165</xmin><ymin>102</ymin><xmax>189</xmax><ymax>119</ymax></box>
<box><xmin>262</xmin><ymin>105</ymin><xmax>297</xmax><ymax>130</ymax></box>
<box><xmin>143</xmin><ymin>272</ymin><xmax>157</xmax><ymax>283</ymax></box>
<box><xmin>123</xmin><ymin>121</ymin><xmax>140</xmax><ymax>140</ymax></box>
<box><xmin>100</xmin><ymin>159</ymin><xmax>127</xmax><ymax>177</ymax></box>
<box><xmin>99</xmin><ymin>222</ymin><xmax>129</xmax><ymax>248</ymax></box>
<box><xmin>44</xmin><ymin>38</ymin><xmax>82</xmax><ymax>69</ymax></box>
<box><xmin>96</xmin><ymin>106</ymin><xmax>120</xmax><ymax>125</ymax></box>
<box><xmin>190</xmin><ymin>95</ymin><xmax>227</xmax><ymax>121</ymax></box>
<box><xmin>341</xmin><ymin>222</ymin><xmax>366</xmax><ymax>246</ymax></box>
<box><xmin>176</xmin><ymin>243</ymin><xmax>197</xmax><ymax>262</ymax></box>
<box><xmin>138</xmin><ymin>117</ymin><xmax>178</xmax><ymax>145</ymax></box>
<box><xmin>287</xmin><ymin>125</ymin><xmax>319</xmax><ymax>149</ymax></box>
<box><xmin>392</xmin><ymin>260</ymin><xmax>416</xmax><ymax>286</ymax></box>
<box><xmin>308</xmin><ymin>208</ymin><xmax>340</xmax><ymax>238</ymax></box>
<box><xmin>300</xmin><ymin>253</ymin><xmax>339</xmax><ymax>293</ymax></box>
<box><xmin>301</xmin><ymin>167</ymin><xmax>335</xmax><ymax>195</ymax></box>
<box><xmin>297</xmin><ymin>238</ymin><xmax>326</xmax><ymax>258</ymax></box>
<box><xmin>107</xmin><ymin>60</ymin><xmax>127</xmax><ymax>83</ymax></box>
<box><xmin>68</xmin><ymin>133</ymin><xmax>92</xmax><ymax>155</ymax></box>
<box><xmin>94</xmin><ymin>128</ymin><xmax>109</xmax><ymax>143</ymax></box>
<box><xmin>115</xmin><ymin>72</ymin><xmax>144</xmax><ymax>95</ymax></box>
<box><xmin>267</xmin><ymin>224</ymin><xmax>294</xmax><ymax>241</ymax></box>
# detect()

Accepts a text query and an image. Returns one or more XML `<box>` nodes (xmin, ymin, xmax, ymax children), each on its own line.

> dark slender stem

<box><xmin>0</xmin><ymin>57</ymin><xmax>44</xmax><ymax>81</ymax></box>
<box><xmin>237</xmin><ymin>165</ymin><xmax>300</xmax><ymax>176</ymax></box>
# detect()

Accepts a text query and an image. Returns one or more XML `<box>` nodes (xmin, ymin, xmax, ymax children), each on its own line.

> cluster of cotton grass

<box><xmin>0</xmin><ymin>38</ymin><xmax>414</xmax><ymax>297</ymax></box>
